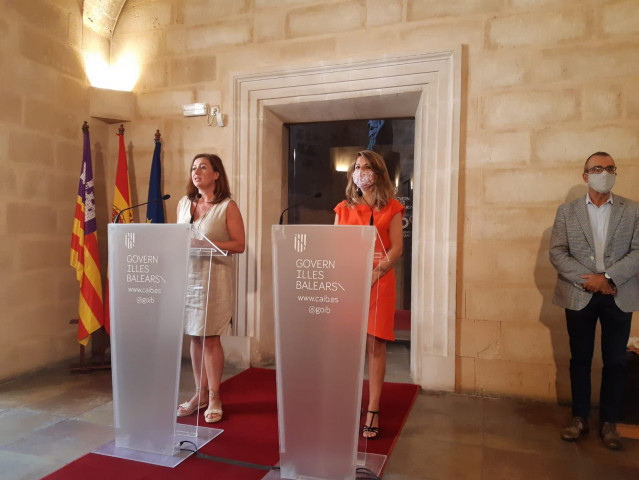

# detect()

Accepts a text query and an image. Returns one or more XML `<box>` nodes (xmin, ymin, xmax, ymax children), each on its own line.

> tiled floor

<box><xmin>1</xmin><ymin>342</ymin><xmax>638</xmax><ymax>480</ymax></box>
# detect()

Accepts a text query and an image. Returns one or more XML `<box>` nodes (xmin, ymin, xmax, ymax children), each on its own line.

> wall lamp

<box><xmin>208</xmin><ymin>105</ymin><xmax>224</xmax><ymax>127</ymax></box>
<box><xmin>182</xmin><ymin>103</ymin><xmax>225</xmax><ymax>127</ymax></box>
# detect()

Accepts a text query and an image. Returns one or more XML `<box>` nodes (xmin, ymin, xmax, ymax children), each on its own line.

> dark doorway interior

<box><xmin>286</xmin><ymin>119</ymin><xmax>414</xmax><ymax>341</ymax></box>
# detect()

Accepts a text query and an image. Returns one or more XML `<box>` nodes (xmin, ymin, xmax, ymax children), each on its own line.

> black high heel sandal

<box><xmin>362</xmin><ymin>410</ymin><xmax>380</xmax><ymax>439</ymax></box>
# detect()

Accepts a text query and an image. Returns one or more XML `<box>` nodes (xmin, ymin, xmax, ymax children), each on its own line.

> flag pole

<box><xmin>70</xmin><ymin>120</ymin><xmax>104</xmax><ymax>343</ymax></box>
<box><xmin>146</xmin><ymin>129</ymin><xmax>166</xmax><ymax>223</ymax></box>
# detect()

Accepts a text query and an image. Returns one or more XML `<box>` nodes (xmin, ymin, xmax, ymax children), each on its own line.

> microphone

<box><xmin>190</xmin><ymin>193</ymin><xmax>202</xmax><ymax>224</ymax></box>
<box><xmin>114</xmin><ymin>194</ymin><xmax>171</xmax><ymax>223</ymax></box>
<box><xmin>278</xmin><ymin>192</ymin><xmax>322</xmax><ymax>225</ymax></box>
<box><xmin>357</xmin><ymin>188</ymin><xmax>374</xmax><ymax>226</ymax></box>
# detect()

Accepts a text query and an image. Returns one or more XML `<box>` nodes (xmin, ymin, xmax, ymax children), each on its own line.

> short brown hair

<box><xmin>584</xmin><ymin>151</ymin><xmax>612</xmax><ymax>173</ymax></box>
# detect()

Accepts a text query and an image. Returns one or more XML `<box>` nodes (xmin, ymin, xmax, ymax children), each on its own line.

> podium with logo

<box><xmin>95</xmin><ymin>223</ymin><xmax>226</xmax><ymax>467</ymax></box>
<box><xmin>269</xmin><ymin>224</ymin><xmax>386</xmax><ymax>480</ymax></box>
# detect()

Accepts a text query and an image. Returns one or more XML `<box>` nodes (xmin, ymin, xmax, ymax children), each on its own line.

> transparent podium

<box><xmin>269</xmin><ymin>224</ymin><xmax>385</xmax><ymax>480</ymax></box>
<box><xmin>96</xmin><ymin>223</ymin><xmax>227</xmax><ymax>467</ymax></box>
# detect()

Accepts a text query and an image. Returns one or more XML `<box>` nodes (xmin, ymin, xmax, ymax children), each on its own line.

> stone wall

<box><xmin>1</xmin><ymin>0</ymin><xmax>638</xmax><ymax>403</ymax></box>
<box><xmin>111</xmin><ymin>0</ymin><xmax>639</xmax><ymax>402</ymax></box>
<box><xmin>0</xmin><ymin>0</ymin><xmax>113</xmax><ymax>379</ymax></box>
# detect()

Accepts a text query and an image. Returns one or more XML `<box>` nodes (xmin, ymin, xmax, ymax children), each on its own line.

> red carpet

<box><xmin>394</xmin><ymin>309</ymin><xmax>411</xmax><ymax>331</ymax></box>
<box><xmin>43</xmin><ymin>368</ymin><xmax>419</xmax><ymax>479</ymax></box>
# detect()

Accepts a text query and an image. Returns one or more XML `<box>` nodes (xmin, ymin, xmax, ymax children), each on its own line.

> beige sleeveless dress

<box><xmin>177</xmin><ymin>196</ymin><xmax>233</xmax><ymax>336</ymax></box>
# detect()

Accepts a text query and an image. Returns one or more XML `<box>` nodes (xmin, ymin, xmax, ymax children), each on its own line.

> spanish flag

<box><xmin>112</xmin><ymin>125</ymin><xmax>132</xmax><ymax>223</ymax></box>
<box><xmin>104</xmin><ymin>125</ymin><xmax>132</xmax><ymax>334</ymax></box>
<box><xmin>70</xmin><ymin>122</ymin><xmax>104</xmax><ymax>345</ymax></box>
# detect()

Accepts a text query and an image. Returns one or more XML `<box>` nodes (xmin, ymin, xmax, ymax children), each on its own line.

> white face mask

<box><xmin>588</xmin><ymin>171</ymin><xmax>616</xmax><ymax>194</ymax></box>
<box><xmin>352</xmin><ymin>169</ymin><xmax>375</xmax><ymax>191</ymax></box>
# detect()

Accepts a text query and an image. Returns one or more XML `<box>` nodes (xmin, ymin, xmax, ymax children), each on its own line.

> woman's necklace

<box><xmin>192</xmin><ymin>198</ymin><xmax>214</xmax><ymax>226</ymax></box>
<box><xmin>197</xmin><ymin>203</ymin><xmax>214</xmax><ymax>226</ymax></box>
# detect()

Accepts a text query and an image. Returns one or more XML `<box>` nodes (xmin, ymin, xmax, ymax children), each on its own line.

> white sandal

<box><xmin>204</xmin><ymin>391</ymin><xmax>223</xmax><ymax>423</ymax></box>
<box><xmin>177</xmin><ymin>388</ymin><xmax>207</xmax><ymax>417</ymax></box>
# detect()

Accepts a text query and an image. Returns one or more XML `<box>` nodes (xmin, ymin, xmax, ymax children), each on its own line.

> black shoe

<box><xmin>362</xmin><ymin>410</ymin><xmax>380</xmax><ymax>439</ymax></box>
<box><xmin>600</xmin><ymin>422</ymin><xmax>623</xmax><ymax>450</ymax></box>
<box><xmin>561</xmin><ymin>417</ymin><xmax>589</xmax><ymax>442</ymax></box>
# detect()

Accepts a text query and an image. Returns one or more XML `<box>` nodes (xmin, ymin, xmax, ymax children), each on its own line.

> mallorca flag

<box><xmin>70</xmin><ymin>122</ymin><xmax>104</xmax><ymax>345</ymax></box>
<box><xmin>146</xmin><ymin>132</ymin><xmax>165</xmax><ymax>223</ymax></box>
<box><xmin>104</xmin><ymin>126</ymin><xmax>132</xmax><ymax>334</ymax></box>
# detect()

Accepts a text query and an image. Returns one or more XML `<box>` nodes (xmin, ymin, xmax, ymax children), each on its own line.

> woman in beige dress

<box><xmin>176</xmin><ymin>153</ymin><xmax>245</xmax><ymax>423</ymax></box>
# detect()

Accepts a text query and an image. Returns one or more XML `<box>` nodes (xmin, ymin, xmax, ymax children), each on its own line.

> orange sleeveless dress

<box><xmin>334</xmin><ymin>198</ymin><xmax>405</xmax><ymax>341</ymax></box>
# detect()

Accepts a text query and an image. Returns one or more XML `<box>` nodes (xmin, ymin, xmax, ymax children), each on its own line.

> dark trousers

<box><xmin>565</xmin><ymin>294</ymin><xmax>632</xmax><ymax>423</ymax></box>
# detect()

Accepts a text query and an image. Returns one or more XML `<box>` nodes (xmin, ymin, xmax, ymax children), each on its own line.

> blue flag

<box><xmin>146</xmin><ymin>136</ymin><xmax>165</xmax><ymax>223</ymax></box>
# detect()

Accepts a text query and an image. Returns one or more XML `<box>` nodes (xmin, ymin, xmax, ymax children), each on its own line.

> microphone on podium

<box><xmin>278</xmin><ymin>192</ymin><xmax>322</xmax><ymax>225</ymax></box>
<box><xmin>190</xmin><ymin>193</ymin><xmax>202</xmax><ymax>224</ymax></box>
<box><xmin>357</xmin><ymin>188</ymin><xmax>374</xmax><ymax>226</ymax></box>
<box><xmin>114</xmin><ymin>194</ymin><xmax>171</xmax><ymax>224</ymax></box>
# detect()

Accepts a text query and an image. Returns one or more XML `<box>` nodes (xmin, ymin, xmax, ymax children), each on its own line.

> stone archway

<box><xmin>83</xmin><ymin>0</ymin><xmax>127</xmax><ymax>38</ymax></box>
<box><xmin>231</xmin><ymin>51</ymin><xmax>461</xmax><ymax>390</ymax></box>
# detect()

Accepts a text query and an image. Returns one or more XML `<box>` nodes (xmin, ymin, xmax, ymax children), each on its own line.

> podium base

<box><xmin>356</xmin><ymin>451</ymin><xmax>387</xmax><ymax>476</ymax></box>
<box><xmin>261</xmin><ymin>452</ymin><xmax>387</xmax><ymax>480</ymax></box>
<box><xmin>93</xmin><ymin>425</ymin><xmax>223</xmax><ymax>468</ymax></box>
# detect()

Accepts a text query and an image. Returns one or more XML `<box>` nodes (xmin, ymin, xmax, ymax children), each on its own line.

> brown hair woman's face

<box><xmin>191</xmin><ymin>157</ymin><xmax>219</xmax><ymax>190</ymax></box>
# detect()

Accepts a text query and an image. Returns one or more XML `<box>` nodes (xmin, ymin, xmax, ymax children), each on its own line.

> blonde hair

<box><xmin>345</xmin><ymin>150</ymin><xmax>395</xmax><ymax>209</ymax></box>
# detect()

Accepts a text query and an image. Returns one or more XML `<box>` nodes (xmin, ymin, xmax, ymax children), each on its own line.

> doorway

<box><xmin>285</xmin><ymin>119</ymin><xmax>414</xmax><ymax>344</ymax></box>
<box><xmin>232</xmin><ymin>52</ymin><xmax>461</xmax><ymax>390</ymax></box>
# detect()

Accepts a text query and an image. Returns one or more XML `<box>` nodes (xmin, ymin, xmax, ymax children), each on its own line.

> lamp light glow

<box><xmin>84</xmin><ymin>51</ymin><xmax>139</xmax><ymax>92</ymax></box>
<box><xmin>330</xmin><ymin>146</ymin><xmax>361</xmax><ymax>172</ymax></box>
<box><xmin>183</xmin><ymin>103</ymin><xmax>209</xmax><ymax>117</ymax></box>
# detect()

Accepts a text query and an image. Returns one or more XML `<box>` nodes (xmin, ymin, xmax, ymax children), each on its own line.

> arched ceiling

<box><xmin>83</xmin><ymin>0</ymin><xmax>127</xmax><ymax>38</ymax></box>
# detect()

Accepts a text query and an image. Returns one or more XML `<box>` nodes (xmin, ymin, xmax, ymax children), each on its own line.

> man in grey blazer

<box><xmin>550</xmin><ymin>151</ymin><xmax>639</xmax><ymax>450</ymax></box>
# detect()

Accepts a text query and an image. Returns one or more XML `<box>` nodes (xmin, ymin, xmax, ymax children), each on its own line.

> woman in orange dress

<box><xmin>334</xmin><ymin>150</ymin><xmax>404</xmax><ymax>439</ymax></box>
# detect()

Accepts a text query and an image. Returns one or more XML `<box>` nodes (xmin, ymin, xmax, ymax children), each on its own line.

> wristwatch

<box><xmin>604</xmin><ymin>272</ymin><xmax>616</xmax><ymax>287</ymax></box>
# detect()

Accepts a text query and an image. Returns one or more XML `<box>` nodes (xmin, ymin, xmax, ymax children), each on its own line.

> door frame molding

<box><xmin>232</xmin><ymin>50</ymin><xmax>461</xmax><ymax>390</ymax></box>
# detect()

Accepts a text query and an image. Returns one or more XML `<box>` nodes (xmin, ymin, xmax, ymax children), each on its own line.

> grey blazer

<box><xmin>549</xmin><ymin>193</ymin><xmax>639</xmax><ymax>312</ymax></box>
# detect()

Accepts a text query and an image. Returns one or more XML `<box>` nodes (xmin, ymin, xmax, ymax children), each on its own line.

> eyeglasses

<box><xmin>586</xmin><ymin>165</ymin><xmax>617</xmax><ymax>174</ymax></box>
